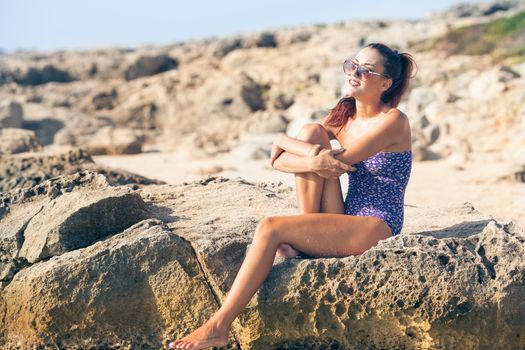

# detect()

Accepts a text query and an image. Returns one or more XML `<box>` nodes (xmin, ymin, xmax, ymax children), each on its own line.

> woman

<box><xmin>169</xmin><ymin>43</ymin><xmax>416</xmax><ymax>350</ymax></box>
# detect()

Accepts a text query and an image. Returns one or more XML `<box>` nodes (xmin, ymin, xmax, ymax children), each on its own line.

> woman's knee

<box><xmin>297</xmin><ymin>123</ymin><xmax>330</xmax><ymax>146</ymax></box>
<box><xmin>255</xmin><ymin>216</ymin><xmax>279</xmax><ymax>240</ymax></box>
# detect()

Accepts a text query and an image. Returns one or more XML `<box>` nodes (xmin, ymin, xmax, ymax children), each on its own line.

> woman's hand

<box><xmin>309</xmin><ymin>148</ymin><xmax>356</xmax><ymax>179</ymax></box>
<box><xmin>270</xmin><ymin>143</ymin><xmax>285</xmax><ymax>167</ymax></box>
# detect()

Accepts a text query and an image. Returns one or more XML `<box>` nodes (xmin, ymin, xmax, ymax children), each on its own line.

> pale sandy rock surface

<box><xmin>1</xmin><ymin>219</ymin><xmax>232</xmax><ymax>349</ymax></box>
<box><xmin>82</xmin><ymin>126</ymin><xmax>145</xmax><ymax>155</ymax></box>
<box><xmin>18</xmin><ymin>181</ymin><xmax>149</xmax><ymax>264</ymax></box>
<box><xmin>0</xmin><ymin>147</ymin><xmax>165</xmax><ymax>192</ymax></box>
<box><xmin>0</xmin><ymin>127</ymin><xmax>42</xmax><ymax>155</ymax></box>
<box><xmin>1</xmin><ymin>171</ymin><xmax>524</xmax><ymax>349</ymax></box>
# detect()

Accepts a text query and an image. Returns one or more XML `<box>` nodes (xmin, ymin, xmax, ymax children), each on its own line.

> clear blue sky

<box><xmin>0</xmin><ymin>0</ymin><xmax>479</xmax><ymax>53</ymax></box>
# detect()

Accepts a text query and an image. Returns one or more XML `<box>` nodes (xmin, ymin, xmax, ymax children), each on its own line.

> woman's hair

<box><xmin>324</xmin><ymin>43</ymin><xmax>417</xmax><ymax>130</ymax></box>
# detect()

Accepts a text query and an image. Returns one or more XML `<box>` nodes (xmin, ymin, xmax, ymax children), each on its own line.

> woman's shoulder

<box><xmin>382</xmin><ymin>107</ymin><xmax>411</xmax><ymax>150</ymax></box>
<box><xmin>384</xmin><ymin>107</ymin><xmax>408</xmax><ymax>120</ymax></box>
<box><xmin>383</xmin><ymin>107</ymin><xmax>410</xmax><ymax>130</ymax></box>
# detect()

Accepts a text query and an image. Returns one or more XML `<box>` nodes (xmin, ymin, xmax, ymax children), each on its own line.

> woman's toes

<box><xmin>168</xmin><ymin>340</ymin><xmax>183</xmax><ymax>349</ymax></box>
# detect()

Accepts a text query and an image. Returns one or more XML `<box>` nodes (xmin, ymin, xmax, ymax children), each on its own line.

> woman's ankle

<box><xmin>209</xmin><ymin>313</ymin><xmax>232</xmax><ymax>334</ymax></box>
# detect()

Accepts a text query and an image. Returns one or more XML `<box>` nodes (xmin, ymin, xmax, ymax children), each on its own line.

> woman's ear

<box><xmin>381</xmin><ymin>78</ymin><xmax>392</xmax><ymax>93</ymax></box>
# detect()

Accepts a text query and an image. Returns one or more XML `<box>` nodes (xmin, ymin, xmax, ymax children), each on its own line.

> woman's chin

<box><xmin>345</xmin><ymin>83</ymin><xmax>363</xmax><ymax>93</ymax></box>
<box><xmin>344</xmin><ymin>87</ymin><xmax>359</xmax><ymax>97</ymax></box>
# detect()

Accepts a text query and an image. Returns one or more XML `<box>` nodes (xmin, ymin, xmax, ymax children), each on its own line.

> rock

<box><xmin>284</xmin><ymin>104</ymin><xmax>327</xmax><ymax>137</ymax></box>
<box><xmin>1</xmin><ymin>176</ymin><xmax>524</xmax><ymax>349</ymax></box>
<box><xmin>411</xmin><ymin>114</ymin><xmax>430</xmax><ymax>130</ymax></box>
<box><xmin>12</xmin><ymin>65</ymin><xmax>75</xmax><ymax>86</ymax></box>
<box><xmin>422</xmin><ymin>123</ymin><xmax>441</xmax><ymax>145</ymax></box>
<box><xmin>251</xmin><ymin>146</ymin><xmax>271</xmax><ymax>160</ymax></box>
<box><xmin>497</xmin><ymin>65</ymin><xmax>521</xmax><ymax>82</ymax></box>
<box><xmin>0</xmin><ymin>101</ymin><xmax>23</xmax><ymax>128</ymax></box>
<box><xmin>211</xmin><ymin>37</ymin><xmax>243</xmax><ymax>58</ymax></box>
<box><xmin>244</xmin><ymin>111</ymin><xmax>288</xmax><ymax>134</ymax></box>
<box><xmin>438</xmin><ymin>1</ymin><xmax>520</xmax><ymax>18</ymax></box>
<box><xmin>319</xmin><ymin>67</ymin><xmax>345</xmax><ymax>99</ymax></box>
<box><xmin>496</xmin><ymin>164</ymin><xmax>525</xmax><ymax>183</ymax></box>
<box><xmin>446</xmin><ymin>93</ymin><xmax>460</xmax><ymax>103</ymax></box>
<box><xmin>514</xmin><ymin>167</ymin><xmax>525</xmax><ymax>182</ymax></box>
<box><xmin>1</xmin><ymin>219</ymin><xmax>236</xmax><ymax>349</ymax></box>
<box><xmin>124</xmin><ymin>54</ymin><xmax>179</xmax><ymax>80</ymax></box>
<box><xmin>468</xmin><ymin>69</ymin><xmax>508</xmax><ymax>100</ymax></box>
<box><xmin>21</xmin><ymin>117</ymin><xmax>65</xmax><ymax>146</ymax></box>
<box><xmin>112</xmin><ymin>101</ymin><xmax>159</xmax><ymax>130</ymax></box>
<box><xmin>255</xmin><ymin>32</ymin><xmax>278</xmax><ymax>48</ymax></box>
<box><xmin>91</xmin><ymin>88</ymin><xmax>118</xmax><ymax>110</ymax></box>
<box><xmin>272</xmin><ymin>92</ymin><xmax>295</xmax><ymax>110</ymax></box>
<box><xmin>239</xmin><ymin>72</ymin><xmax>267</xmax><ymax>112</ymax></box>
<box><xmin>0</xmin><ymin>148</ymin><xmax>165</xmax><ymax>192</ymax></box>
<box><xmin>84</xmin><ymin>126</ymin><xmax>145</xmax><ymax>155</ymax></box>
<box><xmin>405</xmin><ymin>86</ymin><xmax>437</xmax><ymax>115</ymax></box>
<box><xmin>53</xmin><ymin>114</ymin><xmax>113</xmax><ymax>147</ymax></box>
<box><xmin>228</xmin><ymin>133</ymin><xmax>275</xmax><ymax>161</ymax></box>
<box><xmin>0</xmin><ymin>200</ymin><xmax>41</xmax><ymax>282</ymax></box>
<box><xmin>141</xmin><ymin>180</ymin><xmax>525</xmax><ymax>350</ymax></box>
<box><xmin>285</xmin><ymin>103</ymin><xmax>321</xmax><ymax>122</ymax></box>
<box><xmin>0</xmin><ymin>171</ymin><xmax>120</xmax><ymax>284</ymax></box>
<box><xmin>0</xmin><ymin>128</ymin><xmax>42</xmax><ymax>155</ymax></box>
<box><xmin>242</xmin><ymin>32</ymin><xmax>278</xmax><ymax>48</ymax></box>
<box><xmin>291</xmin><ymin>31</ymin><xmax>313</xmax><ymax>43</ymax></box>
<box><xmin>412</xmin><ymin>144</ymin><xmax>441</xmax><ymax>161</ymax></box>
<box><xmin>18</xmin><ymin>185</ymin><xmax>151</xmax><ymax>263</ymax></box>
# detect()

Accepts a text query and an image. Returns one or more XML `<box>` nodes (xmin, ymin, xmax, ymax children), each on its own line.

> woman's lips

<box><xmin>349</xmin><ymin>79</ymin><xmax>360</xmax><ymax>87</ymax></box>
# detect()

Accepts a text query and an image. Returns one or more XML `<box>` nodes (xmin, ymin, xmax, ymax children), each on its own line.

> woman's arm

<box><xmin>272</xmin><ymin>110</ymin><xmax>407</xmax><ymax>172</ymax></box>
<box><xmin>333</xmin><ymin>111</ymin><xmax>408</xmax><ymax>165</ymax></box>
<box><xmin>273</xmin><ymin>133</ymin><xmax>322</xmax><ymax>157</ymax></box>
<box><xmin>270</xmin><ymin>132</ymin><xmax>323</xmax><ymax>173</ymax></box>
<box><xmin>271</xmin><ymin>132</ymin><xmax>354</xmax><ymax>178</ymax></box>
<box><xmin>271</xmin><ymin>151</ymin><xmax>314</xmax><ymax>174</ymax></box>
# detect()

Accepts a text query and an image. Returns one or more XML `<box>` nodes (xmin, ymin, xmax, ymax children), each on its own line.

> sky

<box><xmin>0</xmin><ymin>0</ymin><xmax>481</xmax><ymax>53</ymax></box>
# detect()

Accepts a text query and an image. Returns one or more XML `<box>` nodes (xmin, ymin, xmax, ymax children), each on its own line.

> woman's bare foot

<box><xmin>168</xmin><ymin>317</ymin><xmax>229</xmax><ymax>350</ymax></box>
<box><xmin>276</xmin><ymin>243</ymin><xmax>300</xmax><ymax>259</ymax></box>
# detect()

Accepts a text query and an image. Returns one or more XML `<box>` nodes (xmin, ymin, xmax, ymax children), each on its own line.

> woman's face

<box><xmin>345</xmin><ymin>47</ymin><xmax>390</xmax><ymax>98</ymax></box>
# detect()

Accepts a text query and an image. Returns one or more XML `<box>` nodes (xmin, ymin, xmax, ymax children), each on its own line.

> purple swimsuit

<box><xmin>344</xmin><ymin>150</ymin><xmax>412</xmax><ymax>236</ymax></box>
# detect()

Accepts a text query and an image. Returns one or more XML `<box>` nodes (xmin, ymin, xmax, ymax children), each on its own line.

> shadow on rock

<box><xmin>22</xmin><ymin>118</ymin><xmax>64</xmax><ymax>145</ymax></box>
<box><xmin>416</xmin><ymin>219</ymin><xmax>493</xmax><ymax>239</ymax></box>
<box><xmin>146</xmin><ymin>202</ymin><xmax>182</xmax><ymax>223</ymax></box>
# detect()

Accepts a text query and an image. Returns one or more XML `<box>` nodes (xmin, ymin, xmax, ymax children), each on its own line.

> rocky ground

<box><xmin>1</xmin><ymin>157</ymin><xmax>524</xmax><ymax>349</ymax></box>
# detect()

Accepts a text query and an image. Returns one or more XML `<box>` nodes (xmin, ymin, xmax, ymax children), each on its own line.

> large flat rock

<box><xmin>0</xmin><ymin>219</ymin><xmax>233</xmax><ymax>349</ymax></box>
<box><xmin>18</xmin><ymin>186</ymin><xmax>150</xmax><ymax>263</ymax></box>
<box><xmin>1</xmin><ymin>175</ymin><xmax>524</xmax><ymax>349</ymax></box>
<box><xmin>139</xmin><ymin>177</ymin><xmax>525</xmax><ymax>350</ymax></box>
<box><xmin>0</xmin><ymin>171</ymin><xmax>151</xmax><ymax>287</ymax></box>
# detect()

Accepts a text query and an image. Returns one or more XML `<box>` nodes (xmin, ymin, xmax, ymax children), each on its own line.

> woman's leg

<box><xmin>277</xmin><ymin>123</ymin><xmax>345</xmax><ymax>258</ymax></box>
<box><xmin>294</xmin><ymin>123</ymin><xmax>344</xmax><ymax>214</ymax></box>
<box><xmin>169</xmin><ymin>214</ymin><xmax>390</xmax><ymax>350</ymax></box>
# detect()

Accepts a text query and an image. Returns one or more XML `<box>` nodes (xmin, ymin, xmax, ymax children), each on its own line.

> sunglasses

<box><xmin>343</xmin><ymin>59</ymin><xmax>389</xmax><ymax>80</ymax></box>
